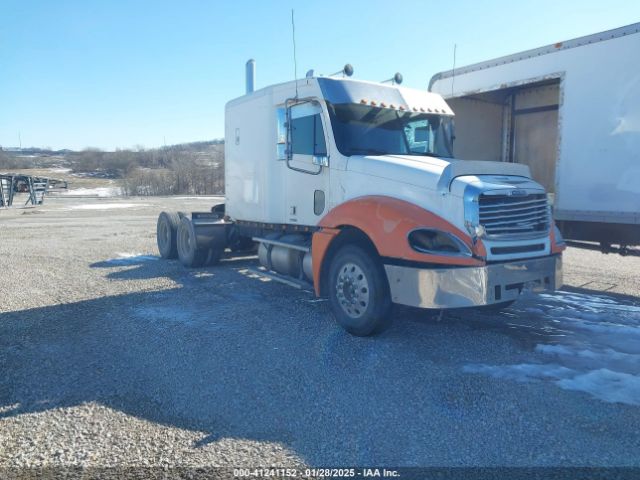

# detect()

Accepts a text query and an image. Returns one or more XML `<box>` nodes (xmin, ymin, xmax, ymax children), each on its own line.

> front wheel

<box><xmin>328</xmin><ymin>245</ymin><xmax>392</xmax><ymax>336</ymax></box>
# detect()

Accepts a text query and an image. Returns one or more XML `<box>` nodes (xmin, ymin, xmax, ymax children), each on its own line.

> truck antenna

<box><xmin>291</xmin><ymin>9</ymin><xmax>299</xmax><ymax>99</ymax></box>
<box><xmin>451</xmin><ymin>43</ymin><xmax>457</xmax><ymax>97</ymax></box>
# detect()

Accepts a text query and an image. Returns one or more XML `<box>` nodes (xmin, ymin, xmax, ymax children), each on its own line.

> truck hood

<box><xmin>346</xmin><ymin>155</ymin><xmax>532</xmax><ymax>193</ymax></box>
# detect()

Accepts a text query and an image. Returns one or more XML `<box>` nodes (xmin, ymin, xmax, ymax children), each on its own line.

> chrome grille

<box><xmin>479</xmin><ymin>193</ymin><xmax>550</xmax><ymax>238</ymax></box>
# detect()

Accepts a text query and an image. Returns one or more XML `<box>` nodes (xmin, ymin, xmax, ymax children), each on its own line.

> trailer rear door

<box><xmin>446</xmin><ymin>79</ymin><xmax>560</xmax><ymax>194</ymax></box>
<box><xmin>510</xmin><ymin>83</ymin><xmax>560</xmax><ymax>193</ymax></box>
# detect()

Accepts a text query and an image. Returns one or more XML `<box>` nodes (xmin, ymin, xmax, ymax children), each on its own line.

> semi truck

<box><xmin>156</xmin><ymin>61</ymin><xmax>565</xmax><ymax>336</ymax></box>
<box><xmin>429</xmin><ymin>22</ymin><xmax>640</xmax><ymax>255</ymax></box>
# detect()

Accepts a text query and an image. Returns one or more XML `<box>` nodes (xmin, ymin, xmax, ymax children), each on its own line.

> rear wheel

<box><xmin>177</xmin><ymin>217</ymin><xmax>209</xmax><ymax>267</ymax></box>
<box><xmin>328</xmin><ymin>245</ymin><xmax>392</xmax><ymax>336</ymax></box>
<box><xmin>157</xmin><ymin>211</ymin><xmax>180</xmax><ymax>259</ymax></box>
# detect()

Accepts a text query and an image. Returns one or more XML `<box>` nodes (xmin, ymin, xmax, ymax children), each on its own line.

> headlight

<box><xmin>554</xmin><ymin>224</ymin><xmax>565</xmax><ymax>246</ymax></box>
<box><xmin>408</xmin><ymin>229</ymin><xmax>472</xmax><ymax>257</ymax></box>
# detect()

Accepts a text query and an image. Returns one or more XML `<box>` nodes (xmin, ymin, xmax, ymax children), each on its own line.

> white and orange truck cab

<box><xmin>156</xmin><ymin>62</ymin><xmax>565</xmax><ymax>336</ymax></box>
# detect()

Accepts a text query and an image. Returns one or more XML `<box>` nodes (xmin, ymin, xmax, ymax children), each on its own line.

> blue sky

<box><xmin>1</xmin><ymin>0</ymin><xmax>639</xmax><ymax>151</ymax></box>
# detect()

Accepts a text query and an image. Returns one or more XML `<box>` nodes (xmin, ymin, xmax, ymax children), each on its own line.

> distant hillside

<box><xmin>1</xmin><ymin>147</ymin><xmax>74</xmax><ymax>155</ymax></box>
<box><xmin>0</xmin><ymin>140</ymin><xmax>226</xmax><ymax>195</ymax></box>
<box><xmin>1</xmin><ymin>139</ymin><xmax>224</xmax><ymax>156</ymax></box>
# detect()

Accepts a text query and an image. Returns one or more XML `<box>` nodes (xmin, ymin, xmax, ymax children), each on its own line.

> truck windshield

<box><xmin>326</xmin><ymin>102</ymin><xmax>454</xmax><ymax>158</ymax></box>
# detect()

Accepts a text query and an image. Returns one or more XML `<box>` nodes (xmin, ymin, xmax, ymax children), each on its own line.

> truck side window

<box><xmin>291</xmin><ymin>113</ymin><xmax>327</xmax><ymax>156</ymax></box>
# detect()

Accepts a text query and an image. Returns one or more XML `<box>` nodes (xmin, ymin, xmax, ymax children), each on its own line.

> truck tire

<box><xmin>328</xmin><ymin>245</ymin><xmax>392</xmax><ymax>336</ymax></box>
<box><xmin>157</xmin><ymin>211</ymin><xmax>180</xmax><ymax>259</ymax></box>
<box><xmin>177</xmin><ymin>217</ymin><xmax>209</xmax><ymax>268</ymax></box>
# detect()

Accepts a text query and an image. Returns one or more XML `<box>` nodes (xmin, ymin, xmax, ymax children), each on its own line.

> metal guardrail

<box><xmin>0</xmin><ymin>174</ymin><xmax>57</xmax><ymax>207</ymax></box>
<box><xmin>0</xmin><ymin>175</ymin><xmax>15</xmax><ymax>207</ymax></box>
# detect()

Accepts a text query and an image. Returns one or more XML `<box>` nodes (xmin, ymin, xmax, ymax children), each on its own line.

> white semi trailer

<box><xmin>156</xmin><ymin>62</ymin><xmax>565</xmax><ymax>336</ymax></box>
<box><xmin>429</xmin><ymin>23</ymin><xmax>640</xmax><ymax>255</ymax></box>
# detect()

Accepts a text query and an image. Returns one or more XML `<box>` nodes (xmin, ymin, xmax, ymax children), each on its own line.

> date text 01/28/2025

<box><xmin>233</xmin><ymin>468</ymin><xmax>401</xmax><ymax>478</ymax></box>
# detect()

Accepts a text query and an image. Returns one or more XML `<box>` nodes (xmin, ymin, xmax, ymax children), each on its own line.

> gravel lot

<box><xmin>1</xmin><ymin>196</ymin><xmax>639</xmax><ymax>469</ymax></box>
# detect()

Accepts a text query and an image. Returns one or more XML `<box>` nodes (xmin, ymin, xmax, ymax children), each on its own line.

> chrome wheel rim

<box><xmin>336</xmin><ymin>262</ymin><xmax>370</xmax><ymax>319</ymax></box>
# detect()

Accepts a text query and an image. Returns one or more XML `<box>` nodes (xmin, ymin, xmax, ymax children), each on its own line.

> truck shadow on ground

<box><xmin>2</xmin><ymin>255</ymin><xmax>640</xmax><ymax>465</ymax></box>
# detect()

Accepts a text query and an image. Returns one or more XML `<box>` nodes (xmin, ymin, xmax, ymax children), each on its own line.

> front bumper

<box><xmin>384</xmin><ymin>255</ymin><xmax>562</xmax><ymax>309</ymax></box>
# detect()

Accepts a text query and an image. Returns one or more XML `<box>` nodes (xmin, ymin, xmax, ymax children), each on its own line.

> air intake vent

<box><xmin>490</xmin><ymin>243</ymin><xmax>545</xmax><ymax>255</ymax></box>
<box><xmin>479</xmin><ymin>193</ymin><xmax>550</xmax><ymax>238</ymax></box>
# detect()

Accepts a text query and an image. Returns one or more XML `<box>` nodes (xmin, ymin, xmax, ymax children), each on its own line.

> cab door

<box><xmin>283</xmin><ymin>101</ymin><xmax>331</xmax><ymax>225</ymax></box>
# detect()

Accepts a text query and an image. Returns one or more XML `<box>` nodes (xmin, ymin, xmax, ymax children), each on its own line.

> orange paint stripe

<box><xmin>311</xmin><ymin>228</ymin><xmax>340</xmax><ymax>296</ymax></box>
<box><xmin>550</xmin><ymin>222</ymin><xmax>567</xmax><ymax>254</ymax></box>
<box><xmin>310</xmin><ymin>196</ymin><xmax>490</xmax><ymax>297</ymax></box>
<box><xmin>319</xmin><ymin>196</ymin><xmax>485</xmax><ymax>266</ymax></box>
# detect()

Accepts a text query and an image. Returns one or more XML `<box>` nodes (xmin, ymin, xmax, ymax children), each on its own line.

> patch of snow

<box><xmin>523</xmin><ymin>307</ymin><xmax>545</xmax><ymax>315</ymax></box>
<box><xmin>70</xmin><ymin>203</ymin><xmax>148</xmax><ymax>210</ymax></box>
<box><xmin>540</xmin><ymin>291</ymin><xmax>640</xmax><ymax>314</ymax></box>
<box><xmin>172</xmin><ymin>196</ymin><xmax>224</xmax><ymax>200</ymax></box>
<box><xmin>566</xmin><ymin>319</ymin><xmax>640</xmax><ymax>339</ymax></box>
<box><xmin>61</xmin><ymin>187</ymin><xmax>123</xmax><ymax>197</ymax></box>
<box><xmin>536</xmin><ymin>344</ymin><xmax>640</xmax><ymax>365</ymax></box>
<box><xmin>0</xmin><ymin>403</ymin><xmax>20</xmax><ymax>414</ymax></box>
<box><xmin>556</xmin><ymin>369</ymin><xmax>640</xmax><ymax>406</ymax></box>
<box><xmin>104</xmin><ymin>253</ymin><xmax>158</xmax><ymax>265</ymax></box>
<box><xmin>49</xmin><ymin>167</ymin><xmax>72</xmax><ymax>173</ymax></box>
<box><xmin>133</xmin><ymin>304</ymin><xmax>239</xmax><ymax>332</ymax></box>
<box><xmin>463</xmin><ymin>363</ymin><xmax>575</xmax><ymax>382</ymax></box>
<box><xmin>463</xmin><ymin>290</ymin><xmax>640</xmax><ymax>406</ymax></box>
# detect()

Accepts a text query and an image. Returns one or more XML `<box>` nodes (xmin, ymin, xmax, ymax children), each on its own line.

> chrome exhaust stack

<box><xmin>246</xmin><ymin>59</ymin><xmax>256</xmax><ymax>94</ymax></box>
